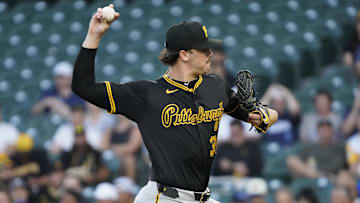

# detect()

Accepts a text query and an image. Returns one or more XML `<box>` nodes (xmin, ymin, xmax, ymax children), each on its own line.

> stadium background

<box><xmin>0</xmin><ymin>0</ymin><xmax>360</xmax><ymax>202</ymax></box>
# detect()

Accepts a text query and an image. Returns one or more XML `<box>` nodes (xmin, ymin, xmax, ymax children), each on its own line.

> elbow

<box><xmin>71</xmin><ymin>81</ymin><xmax>77</xmax><ymax>94</ymax></box>
<box><xmin>71</xmin><ymin>78</ymin><xmax>81</xmax><ymax>96</ymax></box>
<box><xmin>71</xmin><ymin>65</ymin><xmax>82</xmax><ymax>95</ymax></box>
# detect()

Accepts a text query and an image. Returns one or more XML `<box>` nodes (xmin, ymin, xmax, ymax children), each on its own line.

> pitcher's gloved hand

<box><xmin>236</xmin><ymin>70</ymin><xmax>272</xmax><ymax>133</ymax></box>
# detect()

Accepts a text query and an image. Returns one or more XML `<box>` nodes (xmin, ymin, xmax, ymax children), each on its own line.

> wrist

<box><xmin>82</xmin><ymin>34</ymin><xmax>102</xmax><ymax>49</ymax></box>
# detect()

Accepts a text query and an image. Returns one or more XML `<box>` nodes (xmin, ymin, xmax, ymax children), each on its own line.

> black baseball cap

<box><xmin>165</xmin><ymin>21</ymin><xmax>222</xmax><ymax>55</ymax></box>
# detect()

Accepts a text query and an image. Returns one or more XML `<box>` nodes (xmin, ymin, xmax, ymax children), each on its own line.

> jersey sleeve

<box><xmin>224</xmin><ymin>83</ymin><xmax>249</xmax><ymax>121</ymax></box>
<box><xmin>72</xmin><ymin>47</ymin><xmax>146</xmax><ymax>122</ymax></box>
<box><xmin>104</xmin><ymin>81</ymin><xmax>147</xmax><ymax>121</ymax></box>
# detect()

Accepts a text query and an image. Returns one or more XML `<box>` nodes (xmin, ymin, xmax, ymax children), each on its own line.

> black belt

<box><xmin>157</xmin><ymin>183</ymin><xmax>210</xmax><ymax>202</ymax></box>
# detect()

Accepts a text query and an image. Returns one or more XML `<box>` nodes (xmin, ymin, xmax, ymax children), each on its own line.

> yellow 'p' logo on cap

<box><xmin>202</xmin><ymin>25</ymin><xmax>208</xmax><ymax>38</ymax></box>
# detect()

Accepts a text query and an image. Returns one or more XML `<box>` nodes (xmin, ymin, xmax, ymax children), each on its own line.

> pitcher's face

<box><xmin>188</xmin><ymin>49</ymin><xmax>213</xmax><ymax>75</ymax></box>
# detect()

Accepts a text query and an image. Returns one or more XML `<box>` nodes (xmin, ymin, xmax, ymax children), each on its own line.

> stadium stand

<box><xmin>1</xmin><ymin>0</ymin><xmax>360</xmax><ymax>202</ymax></box>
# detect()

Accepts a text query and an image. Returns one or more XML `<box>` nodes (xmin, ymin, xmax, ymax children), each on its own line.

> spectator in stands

<box><xmin>34</xmin><ymin>165</ymin><xmax>64</xmax><ymax>203</ymax></box>
<box><xmin>59</xmin><ymin>126</ymin><xmax>109</xmax><ymax>186</ymax></box>
<box><xmin>50</xmin><ymin>105</ymin><xmax>102</xmax><ymax>154</ymax></box>
<box><xmin>210</xmin><ymin>44</ymin><xmax>239</xmax><ymax>143</ymax></box>
<box><xmin>342</xmin><ymin>85</ymin><xmax>360</xmax><ymax>137</ymax></box>
<box><xmin>113</xmin><ymin>176</ymin><xmax>139</xmax><ymax>203</ymax></box>
<box><xmin>0</xmin><ymin>133</ymin><xmax>49</xmax><ymax>182</ymax></box>
<box><xmin>32</xmin><ymin>61</ymin><xmax>85</xmax><ymax>120</ymax></box>
<box><xmin>85</xmin><ymin>102</ymin><xmax>115</xmax><ymax>136</ymax></box>
<box><xmin>343</xmin><ymin>139</ymin><xmax>360</xmax><ymax>203</ymax></box>
<box><xmin>334</xmin><ymin>170</ymin><xmax>358</xmax><ymax>201</ymax></box>
<box><xmin>59</xmin><ymin>190</ymin><xmax>82</xmax><ymax>203</ymax></box>
<box><xmin>245</xmin><ymin>178</ymin><xmax>268</xmax><ymax>203</ymax></box>
<box><xmin>343</xmin><ymin>11</ymin><xmax>360</xmax><ymax>68</ymax></box>
<box><xmin>101</xmin><ymin>115</ymin><xmax>142</xmax><ymax>180</ymax></box>
<box><xmin>61</xmin><ymin>175</ymin><xmax>83</xmax><ymax>193</ymax></box>
<box><xmin>210</xmin><ymin>43</ymin><xmax>235</xmax><ymax>86</ymax></box>
<box><xmin>353</xmin><ymin>58</ymin><xmax>360</xmax><ymax>85</ymax></box>
<box><xmin>212</xmin><ymin>120</ymin><xmax>263</xmax><ymax>177</ymax></box>
<box><xmin>346</xmin><ymin>123</ymin><xmax>360</xmax><ymax>178</ymax></box>
<box><xmin>295</xmin><ymin>187</ymin><xmax>319</xmax><ymax>203</ymax></box>
<box><xmin>0</xmin><ymin>187</ymin><xmax>11</xmax><ymax>203</ymax></box>
<box><xmin>299</xmin><ymin>89</ymin><xmax>342</xmax><ymax>144</ymax></box>
<box><xmin>331</xmin><ymin>187</ymin><xmax>352</xmax><ymax>203</ymax></box>
<box><xmin>0</xmin><ymin>104</ymin><xmax>19</xmax><ymax>154</ymax></box>
<box><xmin>287</xmin><ymin>120</ymin><xmax>346</xmax><ymax>178</ymax></box>
<box><xmin>261</xmin><ymin>83</ymin><xmax>301</xmax><ymax>146</ymax></box>
<box><xmin>9</xmin><ymin>178</ymin><xmax>30</xmax><ymax>203</ymax></box>
<box><xmin>275</xmin><ymin>187</ymin><xmax>295</xmax><ymax>203</ymax></box>
<box><xmin>0</xmin><ymin>134</ymin><xmax>51</xmax><ymax>201</ymax></box>
<box><xmin>232</xmin><ymin>191</ymin><xmax>249</xmax><ymax>203</ymax></box>
<box><xmin>94</xmin><ymin>182</ymin><xmax>119</xmax><ymax>203</ymax></box>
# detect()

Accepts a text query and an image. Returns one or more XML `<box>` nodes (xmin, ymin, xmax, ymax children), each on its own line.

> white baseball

<box><xmin>102</xmin><ymin>6</ymin><xmax>116</xmax><ymax>23</ymax></box>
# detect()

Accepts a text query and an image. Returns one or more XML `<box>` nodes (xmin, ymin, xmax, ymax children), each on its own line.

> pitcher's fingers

<box><xmin>115</xmin><ymin>12</ymin><xmax>120</xmax><ymax>18</ymax></box>
<box><xmin>251</xmin><ymin>120</ymin><xmax>261</xmax><ymax>126</ymax></box>
<box><xmin>109</xmin><ymin>3</ymin><xmax>114</xmax><ymax>8</ymax></box>
<box><xmin>248</xmin><ymin>113</ymin><xmax>260</xmax><ymax>120</ymax></box>
<box><xmin>96</xmin><ymin>8</ymin><xmax>103</xmax><ymax>19</ymax></box>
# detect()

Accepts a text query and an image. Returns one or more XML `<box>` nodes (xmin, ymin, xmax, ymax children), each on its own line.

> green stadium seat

<box><xmin>290</xmin><ymin>178</ymin><xmax>332</xmax><ymax>203</ymax></box>
<box><xmin>262</xmin><ymin>146</ymin><xmax>291</xmax><ymax>179</ymax></box>
<box><xmin>0</xmin><ymin>2</ymin><xmax>358</xmax><ymax>201</ymax></box>
<box><xmin>0</xmin><ymin>1</ymin><xmax>8</xmax><ymax>14</ymax></box>
<box><xmin>7</xmin><ymin>1</ymin><xmax>35</xmax><ymax>24</ymax></box>
<box><xmin>52</xmin><ymin>0</ymin><xmax>81</xmax><ymax>20</ymax></box>
<box><xmin>0</xmin><ymin>16</ymin><xmax>13</xmax><ymax>35</ymax></box>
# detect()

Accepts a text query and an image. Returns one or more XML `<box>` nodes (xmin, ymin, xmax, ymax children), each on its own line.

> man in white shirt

<box><xmin>50</xmin><ymin>106</ymin><xmax>101</xmax><ymax>154</ymax></box>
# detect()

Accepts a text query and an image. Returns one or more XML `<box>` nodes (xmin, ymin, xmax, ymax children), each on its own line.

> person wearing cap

<box><xmin>113</xmin><ymin>176</ymin><xmax>139</xmax><ymax>203</ymax></box>
<box><xmin>245</xmin><ymin>178</ymin><xmax>268</xmax><ymax>203</ymax></box>
<box><xmin>59</xmin><ymin>125</ymin><xmax>109</xmax><ymax>186</ymax></box>
<box><xmin>31</xmin><ymin>61</ymin><xmax>85</xmax><ymax>120</ymax></box>
<box><xmin>72</xmin><ymin>4</ymin><xmax>277</xmax><ymax>202</ymax></box>
<box><xmin>0</xmin><ymin>134</ymin><xmax>51</xmax><ymax>201</ymax></box>
<box><xmin>287</xmin><ymin>119</ymin><xmax>346</xmax><ymax>179</ymax></box>
<box><xmin>0</xmin><ymin>133</ymin><xmax>49</xmax><ymax>182</ymax></box>
<box><xmin>94</xmin><ymin>182</ymin><xmax>119</xmax><ymax>203</ymax></box>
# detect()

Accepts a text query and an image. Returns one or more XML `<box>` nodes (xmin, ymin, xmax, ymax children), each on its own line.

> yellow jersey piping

<box><xmin>105</xmin><ymin>81</ymin><xmax>116</xmax><ymax>114</ymax></box>
<box><xmin>162</xmin><ymin>74</ymin><xmax>203</xmax><ymax>93</ymax></box>
<box><xmin>155</xmin><ymin>192</ymin><xmax>160</xmax><ymax>203</ymax></box>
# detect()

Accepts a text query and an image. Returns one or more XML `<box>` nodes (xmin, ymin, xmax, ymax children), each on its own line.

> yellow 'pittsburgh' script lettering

<box><xmin>161</xmin><ymin>102</ymin><xmax>224</xmax><ymax>131</ymax></box>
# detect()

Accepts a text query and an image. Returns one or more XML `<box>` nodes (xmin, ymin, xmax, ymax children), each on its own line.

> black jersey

<box><xmin>72</xmin><ymin>47</ymin><xmax>248</xmax><ymax>192</ymax></box>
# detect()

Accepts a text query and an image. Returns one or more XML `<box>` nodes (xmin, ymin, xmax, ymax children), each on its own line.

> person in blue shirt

<box><xmin>261</xmin><ymin>83</ymin><xmax>301</xmax><ymax>146</ymax></box>
<box><xmin>32</xmin><ymin>61</ymin><xmax>85</xmax><ymax>120</ymax></box>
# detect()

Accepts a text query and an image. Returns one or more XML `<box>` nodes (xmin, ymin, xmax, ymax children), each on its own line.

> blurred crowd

<box><xmin>1</xmin><ymin>3</ymin><xmax>360</xmax><ymax>203</ymax></box>
<box><xmin>0</xmin><ymin>59</ymin><xmax>142</xmax><ymax>203</ymax></box>
<box><xmin>208</xmin><ymin>11</ymin><xmax>360</xmax><ymax>203</ymax></box>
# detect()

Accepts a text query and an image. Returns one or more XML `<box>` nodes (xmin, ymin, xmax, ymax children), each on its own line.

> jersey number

<box><xmin>209</xmin><ymin>135</ymin><xmax>217</xmax><ymax>158</ymax></box>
